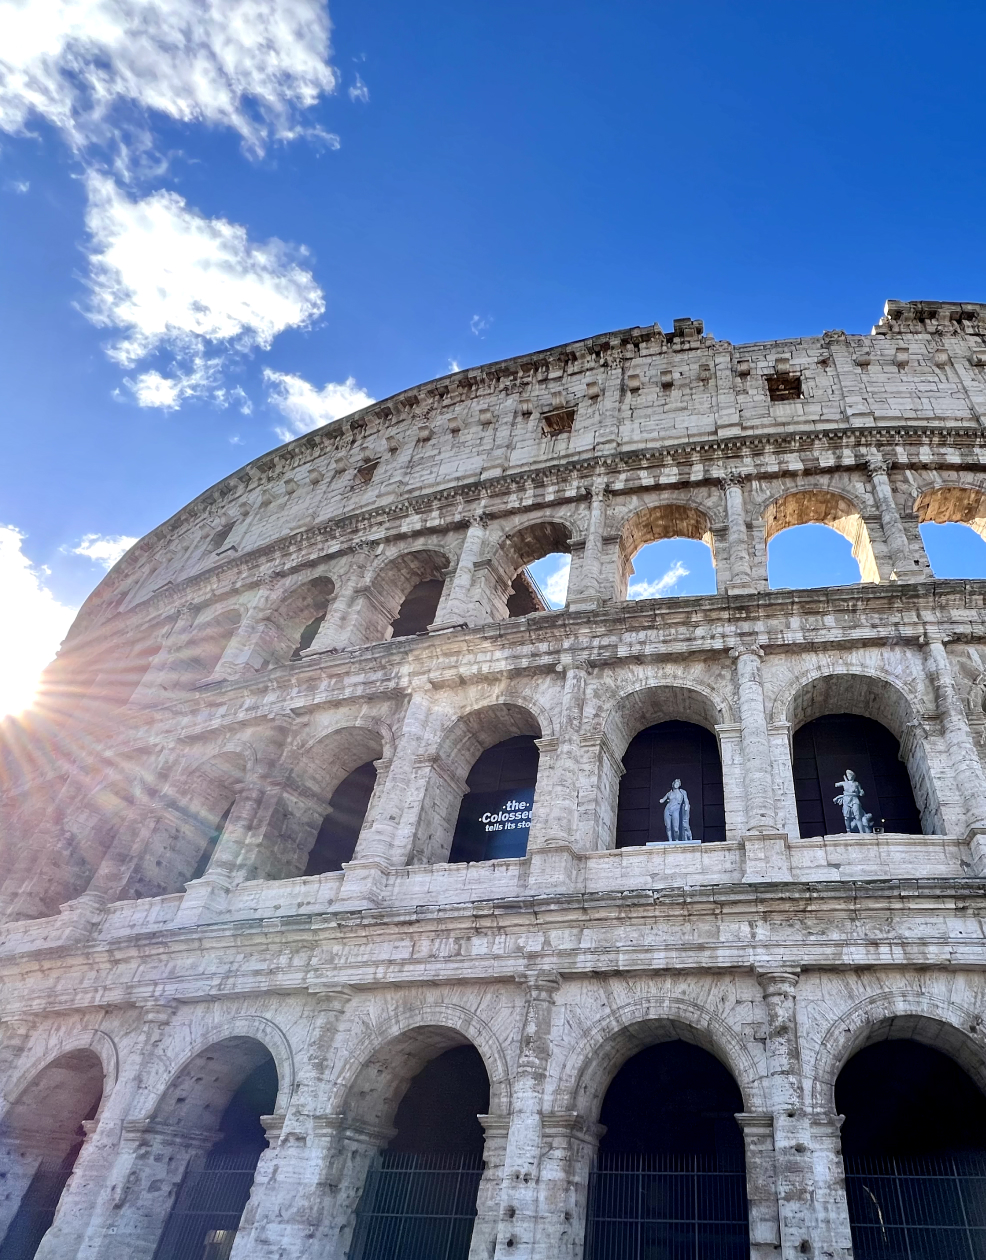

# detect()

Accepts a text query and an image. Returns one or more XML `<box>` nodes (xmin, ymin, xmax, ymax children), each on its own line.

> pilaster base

<box><xmin>742</xmin><ymin>831</ymin><xmax>792</xmax><ymax>882</ymax></box>
<box><xmin>172</xmin><ymin>872</ymin><xmax>233</xmax><ymax>927</ymax></box>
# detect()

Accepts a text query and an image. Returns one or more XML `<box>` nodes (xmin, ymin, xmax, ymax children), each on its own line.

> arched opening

<box><xmin>350</xmin><ymin>1044</ymin><xmax>490</xmax><ymax>1260</ymax></box>
<box><xmin>275</xmin><ymin>576</ymin><xmax>335</xmax><ymax>661</ymax></box>
<box><xmin>837</xmin><ymin>1039</ymin><xmax>986</xmax><ymax>1259</ymax></box>
<box><xmin>270</xmin><ymin>727</ymin><xmax>384</xmax><ymax>882</ymax></box>
<box><xmin>189</xmin><ymin>802</ymin><xmax>232</xmax><ymax>882</ymax></box>
<box><xmin>171</xmin><ymin>609</ymin><xmax>242</xmax><ymax>689</ymax></box>
<box><xmin>411</xmin><ymin>704</ymin><xmax>543</xmax><ymax>867</ymax></box>
<box><xmin>494</xmin><ymin>521</ymin><xmax>572</xmax><ymax>618</ymax></box>
<box><xmin>616</xmin><ymin>721</ymin><xmax>725</xmax><ymax>846</ymax></box>
<box><xmin>148</xmin><ymin>1038</ymin><xmax>278</xmax><ymax>1260</ymax></box>
<box><xmin>916</xmin><ymin>486</ymin><xmax>986</xmax><ymax>580</ymax></box>
<box><xmin>448</xmin><ymin>735</ymin><xmax>540</xmax><ymax>863</ymax></box>
<box><xmin>765</xmin><ymin>490</ymin><xmax>878</xmax><ymax>589</ymax></box>
<box><xmin>793</xmin><ymin>714</ymin><xmax>922</xmax><ymax>837</ymax></box>
<box><xmin>0</xmin><ymin>1049</ymin><xmax>104</xmax><ymax>1260</ymax></box>
<box><xmin>585</xmin><ymin>1040</ymin><xmax>748</xmax><ymax>1260</ymax></box>
<box><xmin>619</xmin><ymin>505</ymin><xmax>717</xmax><ymax>600</ymax></box>
<box><xmin>304</xmin><ymin>761</ymin><xmax>377</xmax><ymax>875</ymax></box>
<box><xmin>354</xmin><ymin>550</ymin><xmax>450</xmax><ymax>644</ymax></box>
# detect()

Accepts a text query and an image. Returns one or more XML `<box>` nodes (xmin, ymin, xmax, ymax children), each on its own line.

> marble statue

<box><xmin>660</xmin><ymin>779</ymin><xmax>693</xmax><ymax>843</ymax></box>
<box><xmin>834</xmin><ymin>770</ymin><xmax>874</xmax><ymax>834</ymax></box>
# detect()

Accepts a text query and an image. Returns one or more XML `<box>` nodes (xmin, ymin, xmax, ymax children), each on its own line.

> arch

<box><xmin>778</xmin><ymin>670</ymin><xmax>937</xmax><ymax>836</ymax></box>
<box><xmin>764</xmin><ymin>488</ymin><xmax>879</xmax><ymax>586</ymax></box>
<box><xmin>350</xmin><ymin>548</ymin><xmax>449</xmax><ymax>645</ymax></box>
<box><xmin>148</xmin><ymin>1035</ymin><xmax>282</xmax><ymax>1134</ymax></box>
<box><xmin>915</xmin><ymin>484</ymin><xmax>986</xmax><ymax>580</ymax></box>
<box><xmin>915</xmin><ymin>484</ymin><xmax>986</xmax><ymax>539</ymax></box>
<box><xmin>267</xmin><ymin>724</ymin><xmax>386</xmax><ymax>881</ymax></box>
<box><xmin>265</xmin><ymin>573</ymin><xmax>336</xmax><ymax>664</ymax></box>
<box><xmin>2</xmin><ymin>1030</ymin><xmax>118</xmax><ymax>1116</ymax></box>
<box><xmin>551</xmin><ymin>997</ymin><xmax>765</xmax><ymax>1119</ymax></box>
<box><xmin>409</xmin><ymin>703</ymin><xmax>544</xmax><ymax>866</ymax></box>
<box><xmin>811</xmin><ymin>992</ymin><xmax>986</xmax><ymax>1116</ymax></box>
<box><xmin>170</xmin><ymin>606</ymin><xmax>243</xmax><ymax>688</ymax></box>
<box><xmin>329</xmin><ymin>1006</ymin><xmax>512</xmax><ymax>1131</ymax></box>
<box><xmin>487</xmin><ymin>518</ymin><xmax>573</xmax><ymax>620</ymax></box>
<box><xmin>617</xmin><ymin>503</ymin><xmax>717</xmax><ymax>599</ymax></box>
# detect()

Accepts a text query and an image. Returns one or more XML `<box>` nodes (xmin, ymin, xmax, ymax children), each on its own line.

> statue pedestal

<box><xmin>742</xmin><ymin>831</ymin><xmax>792</xmax><ymax>882</ymax></box>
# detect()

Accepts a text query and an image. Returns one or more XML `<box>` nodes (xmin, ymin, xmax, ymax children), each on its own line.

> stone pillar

<box><xmin>528</xmin><ymin>662</ymin><xmax>590</xmax><ymax>888</ymax></box>
<box><xmin>302</xmin><ymin>542</ymin><xmax>375</xmax><ymax>655</ymax></box>
<box><xmin>204</xmin><ymin>581</ymin><xmax>281</xmax><ymax>682</ymax></box>
<box><xmin>311</xmin><ymin>1116</ymin><xmax>396</xmax><ymax>1260</ymax></box>
<box><xmin>229</xmin><ymin>987</ymin><xmax>354</xmax><ymax>1259</ymax></box>
<box><xmin>734</xmin><ymin>1113</ymin><xmax>781</xmax><ymax>1260</ymax></box>
<box><xmin>867</xmin><ymin>457</ymin><xmax>923</xmax><ymax>582</ymax></box>
<box><xmin>731</xmin><ymin>646</ymin><xmax>790</xmax><ymax>879</ymax></box>
<box><xmin>924</xmin><ymin>634</ymin><xmax>986</xmax><ymax>847</ymax></box>
<box><xmin>808</xmin><ymin>1111</ymin><xmax>853</xmax><ymax>1260</ymax></box>
<box><xmin>127</xmin><ymin>603</ymin><xmax>199</xmax><ymax>701</ymax></box>
<box><xmin>335</xmin><ymin>691</ymin><xmax>435</xmax><ymax>907</ymax></box>
<box><xmin>535</xmin><ymin>1113</ymin><xmax>606</xmax><ymax>1260</ymax></box>
<box><xmin>769</xmin><ymin>722</ymin><xmax>800</xmax><ymax>840</ymax></box>
<box><xmin>722</xmin><ymin>474</ymin><xmax>755</xmax><ymax>593</ymax></box>
<box><xmin>431</xmin><ymin>515</ymin><xmax>488</xmax><ymax>629</ymax></box>
<box><xmin>488</xmin><ymin>972</ymin><xmax>560</xmax><ymax>1260</ymax></box>
<box><xmin>566</xmin><ymin>482</ymin><xmax>609</xmax><ymax>609</ymax></box>
<box><xmin>756</xmin><ymin>968</ymin><xmax>822</xmax><ymax>1260</ymax></box>
<box><xmin>469</xmin><ymin>1115</ymin><xmax>510</xmax><ymax>1260</ymax></box>
<box><xmin>82</xmin><ymin>802</ymin><xmax>164</xmax><ymax>907</ymax></box>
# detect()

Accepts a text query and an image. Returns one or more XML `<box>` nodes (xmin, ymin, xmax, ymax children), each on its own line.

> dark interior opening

<box><xmin>793</xmin><ymin>713</ymin><xmax>921</xmax><ymax>837</ymax></box>
<box><xmin>390</xmin><ymin>579</ymin><xmax>444</xmax><ymax>638</ymax></box>
<box><xmin>304</xmin><ymin>761</ymin><xmax>377</xmax><ymax>876</ymax></box>
<box><xmin>207</xmin><ymin>1056</ymin><xmax>279</xmax><ymax>1165</ymax></box>
<box><xmin>389</xmin><ymin>1046</ymin><xmax>490</xmax><ymax>1157</ymax></box>
<box><xmin>506</xmin><ymin>570</ymin><xmax>547</xmax><ymax>618</ymax></box>
<box><xmin>765</xmin><ymin>373</ymin><xmax>803</xmax><ymax>402</ymax></box>
<box><xmin>837</xmin><ymin>1040</ymin><xmax>986</xmax><ymax>1260</ymax></box>
<box><xmin>291</xmin><ymin>611</ymin><xmax>326</xmax><ymax>659</ymax></box>
<box><xmin>615</xmin><ymin>721</ymin><xmax>726</xmax><ymax>847</ymax></box>
<box><xmin>190</xmin><ymin>802</ymin><xmax>232</xmax><ymax>883</ymax></box>
<box><xmin>448</xmin><ymin>735</ymin><xmax>540</xmax><ymax>863</ymax></box>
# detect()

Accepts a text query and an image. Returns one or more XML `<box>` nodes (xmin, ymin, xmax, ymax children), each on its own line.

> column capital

<box><xmin>516</xmin><ymin>968</ymin><xmax>562</xmax><ymax>1001</ymax></box>
<box><xmin>730</xmin><ymin>641</ymin><xmax>765</xmax><ymax>661</ymax></box>
<box><xmin>866</xmin><ymin>453</ymin><xmax>891</xmax><ymax>475</ymax></box>
<box><xmin>720</xmin><ymin>471</ymin><xmax>747</xmax><ymax>489</ymax></box>
<box><xmin>734</xmin><ymin>1111</ymin><xmax>775</xmax><ymax>1134</ymax></box>
<box><xmin>755</xmin><ymin>968</ymin><xmax>801</xmax><ymax>999</ymax></box>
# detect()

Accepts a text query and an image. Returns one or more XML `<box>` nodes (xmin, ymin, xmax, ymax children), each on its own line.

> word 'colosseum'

<box><xmin>8</xmin><ymin>300</ymin><xmax>986</xmax><ymax>1260</ymax></box>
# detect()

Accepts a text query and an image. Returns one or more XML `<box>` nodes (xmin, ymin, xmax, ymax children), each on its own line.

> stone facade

<box><xmin>3</xmin><ymin>298</ymin><xmax>986</xmax><ymax>1257</ymax></box>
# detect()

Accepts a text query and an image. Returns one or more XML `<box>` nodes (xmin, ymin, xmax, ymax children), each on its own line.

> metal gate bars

<box><xmin>349</xmin><ymin>1151</ymin><xmax>485</xmax><ymax>1260</ymax></box>
<box><xmin>845</xmin><ymin>1152</ymin><xmax>986</xmax><ymax>1260</ymax></box>
<box><xmin>0</xmin><ymin>1158</ymin><xmax>74</xmax><ymax>1260</ymax></box>
<box><xmin>152</xmin><ymin>1154</ymin><xmax>260</xmax><ymax>1260</ymax></box>
<box><xmin>584</xmin><ymin>1153</ymin><xmax>750</xmax><ymax>1260</ymax></box>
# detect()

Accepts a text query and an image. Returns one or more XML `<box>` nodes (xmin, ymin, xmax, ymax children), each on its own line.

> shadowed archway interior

<box><xmin>837</xmin><ymin>1040</ymin><xmax>986</xmax><ymax>1260</ymax></box>
<box><xmin>616</xmin><ymin>721</ymin><xmax>726</xmax><ymax>846</ymax></box>
<box><xmin>448</xmin><ymin>734</ymin><xmax>540</xmax><ymax>863</ymax></box>
<box><xmin>305</xmin><ymin>760</ymin><xmax>377</xmax><ymax>875</ymax></box>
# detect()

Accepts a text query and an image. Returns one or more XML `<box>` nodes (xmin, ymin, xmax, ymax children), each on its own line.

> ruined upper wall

<box><xmin>71</xmin><ymin>299</ymin><xmax>986</xmax><ymax>633</ymax></box>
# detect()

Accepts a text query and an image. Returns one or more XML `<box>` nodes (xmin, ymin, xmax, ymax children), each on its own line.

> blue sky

<box><xmin>2</xmin><ymin>0</ymin><xmax>986</xmax><ymax>711</ymax></box>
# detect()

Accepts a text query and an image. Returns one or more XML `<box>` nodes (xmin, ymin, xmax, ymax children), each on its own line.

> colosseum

<box><xmin>4</xmin><ymin>298</ymin><xmax>986</xmax><ymax>1260</ymax></box>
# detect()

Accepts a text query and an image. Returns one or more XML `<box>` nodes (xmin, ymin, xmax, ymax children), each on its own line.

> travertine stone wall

<box><xmin>4</xmin><ymin>300</ymin><xmax>986</xmax><ymax>1258</ymax></box>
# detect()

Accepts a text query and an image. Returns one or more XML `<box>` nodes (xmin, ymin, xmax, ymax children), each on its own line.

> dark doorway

<box><xmin>350</xmin><ymin>1046</ymin><xmax>490</xmax><ymax>1260</ymax></box>
<box><xmin>616</xmin><ymin>721</ymin><xmax>726</xmax><ymax>847</ymax></box>
<box><xmin>190</xmin><ymin>802</ymin><xmax>232</xmax><ymax>882</ymax></box>
<box><xmin>585</xmin><ymin>1040</ymin><xmax>749</xmax><ymax>1260</ymax></box>
<box><xmin>837</xmin><ymin>1039</ymin><xmax>986</xmax><ymax>1259</ymax></box>
<box><xmin>305</xmin><ymin>761</ymin><xmax>377</xmax><ymax>875</ymax></box>
<box><xmin>793</xmin><ymin>714</ymin><xmax>921</xmax><ymax>837</ymax></box>
<box><xmin>448</xmin><ymin>735</ymin><xmax>540</xmax><ymax>863</ymax></box>
<box><xmin>153</xmin><ymin>1056</ymin><xmax>277</xmax><ymax>1260</ymax></box>
<box><xmin>390</xmin><ymin>579</ymin><xmax>444</xmax><ymax>638</ymax></box>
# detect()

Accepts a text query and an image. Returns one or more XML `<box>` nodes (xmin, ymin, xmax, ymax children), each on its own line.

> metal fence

<box><xmin>0</xmin><ymin>1158</ymin><xmax>73</xmax><ymax>1260</ymax></box>
<box><xmin>151</xmin><ymin>1153</ymin><xmax>260</xmax><ymax>1260</ymax></box>
<box><xmin>845</xmin><ymin>1152</ymin><xmax>986</xmax><ymax>1260</ymax></box>
<box><xmin>584</xmin><ymin>1153</ymin><xmax>750</xmax><ymax>1260</ymax></box>
<box><xmin>348</xmin><ymin>1151</ymin><xmax>485</xmax><ymax>1260</ymax></box>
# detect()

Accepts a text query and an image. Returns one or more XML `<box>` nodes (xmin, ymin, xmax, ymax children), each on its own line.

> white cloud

<box><xmin>447</xmin><ymin>358</ymin><xmax>461</xmax><ymax>373</ymax></box>
<box><xmin>6</xmin><ymin>179</ymin><xmax>29</xmax><ymax>193</ymax></box>
<box><xmin>68</xmin><ymin>532</ymin><xmax>138</xmax><ymax>569</ymax></box>
<box><xmin>265</xmin><ymin>369</ymin><xmax>373</xmax><ymax>440</ymax></box>
<box><xmin>628</xmin><ymin>560</ymin><xmax>689</xmax><ymax>600</ymax></box>
<box><xmin>348</xmin><ymin>73</ymin><xmax>369</xmax><ymax>103</ymax></box>
<box><xmin>0</xmin><ymin>0</ymin><xmax>337</xmax><ymax>157</ymax></box>
<box><xmin>85</xmin><ymin>173</ymin><xmax>325</xmax><ymax>403</ymax></box>
<box><xmin>0</xmin><ymin>525</ymin><xmax>77</xmax><ymax>717</ymax></box>
<box><xmin>470</xmin><ymin>314</ymin><xmax>491</xmax><ymax>336</ymax></box>
<box><xmin>526</xmin><ymin>554</ymin><xmax>570</xmax><ymax>609</ymax></box>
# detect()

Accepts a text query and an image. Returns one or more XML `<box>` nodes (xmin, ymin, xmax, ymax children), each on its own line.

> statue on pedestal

<box><xmin>660</xmin><ymin>779</ymin><xmax>693</xmax><ymax>844</ymax></box>
<box><xmin>834</xmin><ymin>770</ymin><xmax>874</xmax><ymax>834</ymax></box>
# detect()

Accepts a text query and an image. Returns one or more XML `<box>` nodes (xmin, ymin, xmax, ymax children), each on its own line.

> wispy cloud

<box><xmin>5</xmin><ymin>179</ymin><xmax>29</xmax><ymax>194</ymax></box>
<box><xmin>0</xmin><ymin>0</ymin><xmax>338</xmax><ymax>160</ymax></box>
<box><xmin>66</xmin><ymin>532</ymin><xmax>138</xmax><ymax>570</ymax></box>
<box><xmin>265</xmin><ymin>369</ymin><xmax>374</xmax><ymax>441</ymax></box>
<box><xmin>628</xmin><ymin>560</ymin><xmax>689</xmax><ymax>600</ymax></box>
<box><xmin>470</xmin><ymin>314</ymin><xmax>491</xmax><ymax>336</ymax></box>
<box><xmin>526</xmin><ymin>553</ymin><xmax>571</xmax><ymax>609</ymax></box>
<box><xmin>84</xmin><ymin>173</ymin><xmax>325</xmax><ymax>407</ymax></box>
<box><xmin>348</xmin><ymin>74</ymin><xmax>369</xmax><ymax>103</ymax></box>
<box><xmin>0</xmin><ymin>525</ymin><xmax>76</xmax><ymax>717</ymax></box>
<box><xmin>447</xmin><ymin>358</ymin><xmax>461</xmax><ymax>373</ymax></box>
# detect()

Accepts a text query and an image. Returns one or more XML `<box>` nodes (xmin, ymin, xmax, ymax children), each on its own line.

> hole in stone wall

<box><xmin>304</xmin><ymin>761</ymin><xmax>377</xmax><ymax>875</ymax></box>
<box><xmin>525</xmin><ymin>553</ymin><xmax>570</xmax><ymax>609</ymax></box>
<box><xmin>390</xmin><ymin>578</ymin><xmax>444</xmax><ymax>637</ymax></box>
<box><xmin>765</xmin><ymin>372</ymin><xmax>803</xmax><ymax>402</ymax></box>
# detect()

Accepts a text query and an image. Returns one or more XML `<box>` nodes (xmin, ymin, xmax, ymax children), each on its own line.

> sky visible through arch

<box><xmin>2</xmin><ymin>0</ymin><xmax>986</xmax><ymax>714</ymax></box>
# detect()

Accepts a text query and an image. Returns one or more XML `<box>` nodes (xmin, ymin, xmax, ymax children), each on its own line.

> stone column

<box><xmin>127</xmin><ymin>603</ymin><xmax>199</xmax><ymax>701</ymax></box>
<box><xmin>311</xmin><ymin>1116</ymin><xmax>396</xmax><ymax>1260</ymax></box>
<box><xmin>431</xmin><ymin>515</ymin><xmax>488</xmax><ymax>629</ymax></box>
<box><xmin>335</xmin><ymin>690</ymin><xmax>436</xmax><ymax>907</ymax></box>
<box><xmin>756</xmin><ymin>969</ymin><xmax>821</xmax><ymax>1260</ymax></box>
<box><xmin>204</xmin><ymin>581</ymin><xmax>281</xmax><ymax>682</ymax></box>
<box><xmin>302</xmin><ymin>542</ymin><xmax>375</xmax><ymax>655</ymax></box>
<box><xmin>528</xmin><ymin>662</ymin><xmax>590</xmax><ymax>887</ymax></box>
<box><xmin>487</xmin><ymin>972</ymin><xmax>560</xmax><ymax>1260</ymax></box>
<box><xmin>566</xmin><ymin>481</ymin><xmax>609</xmax><ymax>609</ymax></box>
<box><xmin>229</xmin><ymin>988</ymin><xmax>355</xmax><ymax>1259</ymax></box>
<box><xmin>469</xmin><ymin>1115</ymin><xmax>510</xmax><ymax>1260</ymax></box>
<box><xmin>722</xmin><ymin>474</ymin><xmax>755</xmax><ymax>593</ymax></box>
<box><xmin>535</xmin><ymin>1113</ymin><xmax>606</xmax><ymax>1260</ymax></box>
<box><xmin>734</xmin><ymin>1113</ymin><xmax>781</xmax><ymax>1260</ymax></box>
<box><xmin>731</xmin><ymin>646</ymin><xmax>790</xmax><ymax>879</ymax></box>
<box><xmin>924</xmin><ymin>633</ymin><xmax>986</xmax><ymax>846</ymax></box>
<box><xmin>808</xmin><ymin>1111</ymin><xmax>853</xmax><ymax>1260</ymax></box>
<box><xmin>866</xmin><ymin>457</ymin><xmax>923</xmax><ymax>582</ymax></box>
